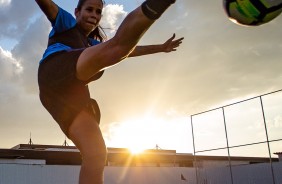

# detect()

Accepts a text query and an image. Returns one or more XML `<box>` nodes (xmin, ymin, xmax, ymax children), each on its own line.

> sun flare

<box><xmin>105</xmin><ymin>115</ymin><xmax>190</xmax><ymax>153</ymax></box>
<box><xmin>128</xmin><ymin>146</ymin><xmax>145</xmax><ymax>155</ymax></box>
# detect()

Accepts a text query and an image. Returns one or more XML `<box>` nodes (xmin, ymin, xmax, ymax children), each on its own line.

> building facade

<box><xmin>0</xmin><ymin>144</ymin><xmax>281</xmax><ymax>184</ymax></box>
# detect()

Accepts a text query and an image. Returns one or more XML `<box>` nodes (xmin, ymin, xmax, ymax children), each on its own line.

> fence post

<box><xmin>222</xmin><ymin>107</ymin><xmax>234</xmax><ymax>184</ymax></box>
<box><xmin>190</xmin><ymin>115</ymin><xmax>199</xmax><ymax>184</ymax></box>
<box><xmin>259</xmin><ymin>96</ymin><xmax>276</xmax><ymax>184</ymax></box>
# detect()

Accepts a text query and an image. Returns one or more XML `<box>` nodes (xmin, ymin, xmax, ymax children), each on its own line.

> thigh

<box><xmin>76</xmin><ymin>40</ymin><xmax>124</xmax><ymax>81</ymax></box>
<box><xmin>38</xmin><ymin>50</ymin><xmax>104</xmax><ymax>87</ymax></box>
<box><xmin>68</xmin><ymin>109</ymin><xmax>106</xmax><ymax>157</ymax></box>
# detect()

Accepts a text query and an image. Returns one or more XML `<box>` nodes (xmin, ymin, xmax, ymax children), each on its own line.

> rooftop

<box><xmin>0</xmin><ymin>144</ymin><xmax>278</xmax><ymax>167</ymax></box>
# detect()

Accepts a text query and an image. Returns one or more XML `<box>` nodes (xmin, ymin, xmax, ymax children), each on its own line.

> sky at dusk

<box><xmin>0</xmin><ymin>0</ymin><xmax>282</xmax><ymax>155</ymax></box>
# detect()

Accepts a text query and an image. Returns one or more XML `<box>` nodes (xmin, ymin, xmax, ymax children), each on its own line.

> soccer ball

<box><xmin>223</xmin><ymin>0</ymin><xmax>282</xmax><ymax>26</ymax></box>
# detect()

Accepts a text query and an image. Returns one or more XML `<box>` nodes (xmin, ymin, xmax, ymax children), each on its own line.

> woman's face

<box><xmin>75</xmin><ymin>0</ymin><xmax>103</xmax><ymax>36</ymax></box>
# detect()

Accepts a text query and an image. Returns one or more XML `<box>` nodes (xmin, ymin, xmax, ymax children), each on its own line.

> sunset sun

<box><xmin>104</xmin><ymin>115</ymin><xmax>191</xmax><ymax>154</ymax></box>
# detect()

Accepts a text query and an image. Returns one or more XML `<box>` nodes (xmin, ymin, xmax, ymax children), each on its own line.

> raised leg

<box><xmin>76</xmin><ymin>0</ymin><xmax>176</xmax><ymax>81</ymax></box>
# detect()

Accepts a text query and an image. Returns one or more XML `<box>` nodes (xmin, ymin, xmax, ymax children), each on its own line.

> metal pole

<box><xmin>190</xmin><ymin>115</ymin><xmax>199</xmax><ymax>184</ymax></box>
<box><xmin>259</xmin><ymin>96</ymin><xmax>276</xmax><ymax>184</ymax></box>
<box><xmin>222</xmin><ymin>107</ymin><xmax>234</xmax><ymax>184</ymax></box>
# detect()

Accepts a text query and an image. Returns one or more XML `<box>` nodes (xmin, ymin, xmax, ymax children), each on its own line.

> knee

<box><xmin>95</xmin><ymin>145</ymin><xmax>108</xmax><ymax>161</ymax></box>
<box><xmin>81</xmin><ymin>144</ymin><xmax>108</xmax><ymax>165</ymax></box>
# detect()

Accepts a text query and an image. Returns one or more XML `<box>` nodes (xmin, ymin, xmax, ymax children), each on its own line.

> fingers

<box><xmin>174</xmin><ymin>37</ymin><xmax>184</xmax><ymax>43</ymax></box>
<box><xmin>170</xmin><ymin>33</ymin><xmax>176</xmax><ymax>40</ymax></box>
<box><xmin>170</xmin><ymin>35</ymin><xmax>184</xmax><ymax>44</ymax></box>
<box><xmin>165</xmin><ymin>33</ymin><xmax>175</xmax><ymax>43</ymax></box>
<box><xmin>172</xmin><ymin>37</ymin><xmax>184</xmax><ymax>47</ymax></box>
<box><xmin>164</xmin><ymin>34</ymin><xmax>184</xmax><ymax>52</ymax></box>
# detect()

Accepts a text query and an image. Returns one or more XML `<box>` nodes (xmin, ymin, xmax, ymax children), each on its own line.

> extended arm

<box><xmin>35</xmin><ymin>0</ymin><xmax>58</xmax><ymax>22</ymax></box>
<box><xmin>128</xmin><ymin>34</ymin><xmax>184</xmax><ymax>57</ymax></box>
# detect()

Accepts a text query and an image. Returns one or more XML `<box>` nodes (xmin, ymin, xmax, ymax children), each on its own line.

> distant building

<box><xmin>274</xmin><ymin>152</ymin><xmax>282</xmax><ymax>162</ymax></box>
<box><xmin>1</xmin><ymin>144</ymin><xmax>276</xmax><ymax>167</ymax></box>
<box><xmin>0</xmin><ymin>144</ymin><xmax>281</xmax><ymax>184</ymax></box>
<box><xmin>2</xmin><ymin>144</ymin><xmax>193</xmax><ymax>167</ymax></box>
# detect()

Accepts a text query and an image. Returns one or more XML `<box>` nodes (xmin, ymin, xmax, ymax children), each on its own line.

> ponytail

<box><xmin>88</xmin><ymin>26</ymin><xmax>107</xmax><ymax>42</ymax></box>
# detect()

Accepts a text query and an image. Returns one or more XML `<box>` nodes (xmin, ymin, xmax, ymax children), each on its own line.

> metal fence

<box><xmin>190</xmin><ymin>89</ymin><xmax>282</xmax><ymax>184</ymax></box>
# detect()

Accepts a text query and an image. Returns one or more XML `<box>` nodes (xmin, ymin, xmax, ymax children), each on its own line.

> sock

<box><xmin>141</xmin><ymin>0</ymin><xmax>176</xmax><ymax>20</ymax></box>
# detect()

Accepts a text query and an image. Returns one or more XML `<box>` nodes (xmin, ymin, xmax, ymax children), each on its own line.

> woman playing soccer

<box><xmin>35</xmin><ymin>0</ymin><xmax>183</xmax><ymax>183</ymax></box>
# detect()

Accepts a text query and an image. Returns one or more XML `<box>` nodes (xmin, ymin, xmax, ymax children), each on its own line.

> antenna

<box><xmin>155</xmin><ymin>144</ymin><xmax>162</xmax><ymax>150</ymax></box>
<box><xmin>28</xmin><ymin>132</ymin><xmax>33</xmax><ymax>145</ymax></box>
<box><xmin>62</xmin><ymin>136</ymin><xmax>69</xmax><ymax>146</ymax></box>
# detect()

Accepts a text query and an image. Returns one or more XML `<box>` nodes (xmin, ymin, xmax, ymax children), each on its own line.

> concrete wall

<box><xmin>196</xmin><ymin>162</ymin><xmax>282</xmax><ymax>184</ymax></box>
<box><xmin>0</xmin><ymin>163</ymin><xmax>195</xmax><ymax>184</ymax></box>
<box><xmin>0</xmin><ymin>161</ymin><xmax>281</xmax><ymax>184</ymax></box>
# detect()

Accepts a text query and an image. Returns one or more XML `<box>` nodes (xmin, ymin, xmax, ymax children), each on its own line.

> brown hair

<box><xmin>77</xmin><ymin>0</ymin><xmax>105</xmax><ymax>9</ymax></box>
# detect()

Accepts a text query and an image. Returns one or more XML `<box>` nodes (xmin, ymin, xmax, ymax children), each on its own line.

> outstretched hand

<box><xmin>162</xmin><ymin>33</ymin><xmax>184</xmax><ymax>53</ymax></box>
<box><xmin>127</xmin><ymin>34</ymin><xmax>184</xmax><ymax>57</ymax></box>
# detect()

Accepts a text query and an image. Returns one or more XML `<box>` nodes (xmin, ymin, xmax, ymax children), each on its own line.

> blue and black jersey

<box><xmin>41</xmin><ymin>6</ymin><xmax>100</xmax><ymax>63</ymax></box>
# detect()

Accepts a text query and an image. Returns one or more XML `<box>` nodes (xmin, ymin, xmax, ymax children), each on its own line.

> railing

<box><xmin>190</xmin><ymin>89</ymin><xmax>282</xmax><ymax>184</ymax></box>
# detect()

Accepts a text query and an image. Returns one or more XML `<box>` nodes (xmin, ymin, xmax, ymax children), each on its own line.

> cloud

<box><xmin>100</xmin><ymin>4</ymin><xmax>128</xmax><ymax>38</ymax></box>
<box><xmin>0</xmin><ymin>1</ymin><xmax>138</xmax><ymax>97</ymax></box>
<box><xmin>0</xmin><ymin>0</ymin><xmax>282</xmax><ymax>151</ymax></box>
<box><xmin>0</xmin><ymin>0</ymin><xmax>38</xmax><ymax>40</ymax></box>
<box><xmin>0</xmin><ymin>1</ymin><xmax>53</xmax><ymax>148</ymax></box>
<box><xmin>0</xmin><ymin>47</ymin><xmax>22</xmax><ymax>80</ymax></box>
<box><xmin>11</xmin><ymin>16</ymin><xmax>50</xmax><ymax>93</ymax></box>
<box><xmin>93</xmin><ymin>0</ymin><xmax>282</xmax><ymax>120</ymax></box>
<box><xmin>0</xmin><ymin>46</ymin><xmax>23</xmax><ymax>110</ymax></box>
<box><xmin>1</xmin><ymin>2</ymin><xmax>128</xmax><ymax>94</ymax></box>
<box><xmin>0</xmin><ymin>0</ymin><xmax>11</xmax><ymax>6</ymax></box>
<box><xmin>8</xmin><ymin>3</ymin><xmax>129</xmax><ymax>93</ymax></box>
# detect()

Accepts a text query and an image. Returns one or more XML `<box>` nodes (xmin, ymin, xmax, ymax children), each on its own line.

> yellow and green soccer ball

<box><xmin>223</xmin><ymin>0</ymin><xmax>282</xmax><ymax>26</ymax></box>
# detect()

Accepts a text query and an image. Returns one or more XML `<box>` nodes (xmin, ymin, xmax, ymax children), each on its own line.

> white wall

<box><xmin>197</xmin><ymin>162</ymin><xmax>282</xmax><ymax>184</ymax></box>
<box><xmin>0</xmin><ymin>164</ymin><xmax>80</xmax><ymax>184</ymax></box>
<box><xmin>0</xmin><ymin>162</ymin><xmax>281</xmax><ymax>184</ymax></box>
<box><xmin>0</xmin><ymin>164</ymin><xmax>195</xmax><ymax>184</ymax></box>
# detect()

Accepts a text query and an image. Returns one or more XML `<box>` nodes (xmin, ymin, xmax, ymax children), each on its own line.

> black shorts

<box><xmin>38</xmin><ymin>49</ymin><xmax>103</xmax><ymax>137</ymax></box>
